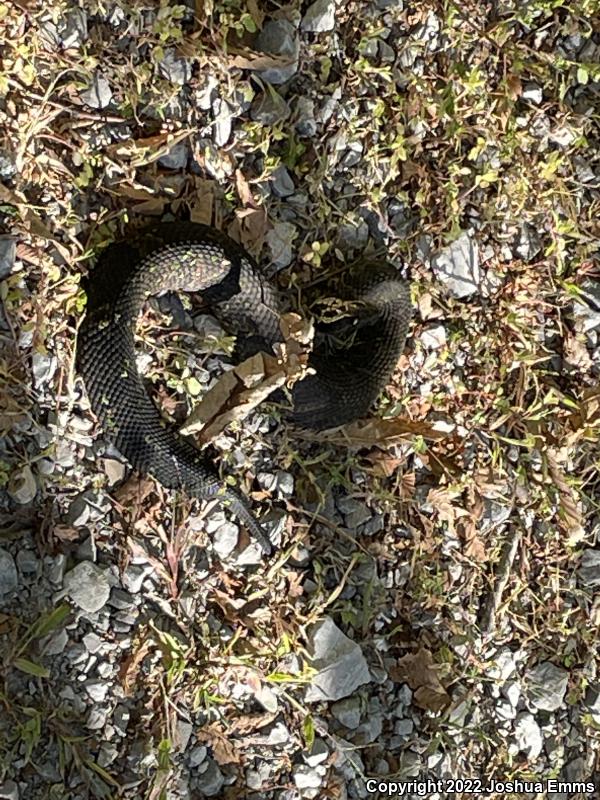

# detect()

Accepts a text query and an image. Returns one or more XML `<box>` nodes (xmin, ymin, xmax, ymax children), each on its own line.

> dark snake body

<box><xmin>78</xmin><ymin>222</ymin><xmax>411</xmax><ymax>553</ymax></box>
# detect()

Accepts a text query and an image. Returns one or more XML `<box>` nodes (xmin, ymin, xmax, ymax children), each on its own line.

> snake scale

<box><xmin>78</xmin><ymin>222</ymin><xmax>412</xmax><ymax>554</ymax></box>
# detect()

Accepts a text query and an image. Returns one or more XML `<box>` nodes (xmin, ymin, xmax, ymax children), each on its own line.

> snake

<box><xmin>77</xmin><ymin>222</ymin><xmax>412</xmax><ymax>554</ymax></box>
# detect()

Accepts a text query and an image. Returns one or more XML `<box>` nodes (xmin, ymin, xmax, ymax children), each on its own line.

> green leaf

<box><xmin>14</xmin><ymin>657</ymin><xmax>49</xmax><ymax>678</ymax></box>
<box><xmin>26</xmin><ymin>603</ymin><xmax>70</xmax><ymax>641</ymax></box>
<box><xmin>302</xmin><ymin>715</ymin><xmax>315</xmax><ymax>750</ymax></box>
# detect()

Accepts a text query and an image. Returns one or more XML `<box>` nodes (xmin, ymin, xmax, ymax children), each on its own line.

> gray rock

<box><xmin>525</xmin><ymin>661</ymin><xmax>568</xmax><ymax>712</ymax></box>
<box><xmin>46</xmin><ymin>553</ymin><xmax>67</xmax><ymax>585</ymax></box>
<box><xmin>293</xmin><ymin>765</ymin><xmax>324</xmax><ymax>789</ymax></box>
<box><xmin>338</xmin><ymin>219</ymin><xmax>369</xmax><ymax>249</ymax></box>
<box><xmin>266</xmin><ymin>222</ymin><xmax>296</xmax><ymax>270</ymax></box>
<box><xmin>294</xmin><ymin>97</ymin><xmax>317</xmax><ymax>137</ymax></box>
<box><xmin>213</xmin><ymin>521</ymin><xmax>239</xmax><ymax>559</ymax></box>
<box><xmin>301</xmin><ymin>0</ymin><xmax>336</xmax><ymax>32</ymax></box>
<box><xmin>83</xmin><ymin>632</ymin><xmax>103</xmax><ymax>653</ymax></box>
<box><xmin>431</xmin><ymin>231</ymin><xmax>481</xmax><ymax>298</ymax></box>
<box><xmin>336</xmin><ymin>496</ymin><xmax>371</xmax><ymax>530</ymax></box>
<box><xmin>394</xmin><ymin>718</ymin><xmax>414</xmax><ymax>736</ymax></box>
<box><xmin>512</xmin><ymin>712</ymin><xmax>543</xmax><ymax>759</ymax></box>
<box><xmin>195</xmin><ymin>759</ymin><xmax>224</xmax><ymax>796</ymax></box>
<box><xmin>58</xmin><ymin>7</ymin><xmax>87</xmax><ymax>48</ymax></box>
<box><xmin>157</xmin><ymin>49</ymin><xmax>191</xmax><ymax>85</ymax></box>
<box><xmin>158</xmin><ymin>141</ymin><xmax>189</xmax><ymax>170</ymax></box>
<box><xmin>87</xmin><ymin>705</ymin><xmax>109</xmax><ymax>730</ymax></box>
<box><xmin>64</xmin><ymin>562</ymin><xmax>111</xmax><ymax>613</ymax></box>
<box><xmin>0</xmin><ymin>549</ymin><xmax>18</xmax><ymax>596</ymax></box>
<box><xmin>304</xmin><ymin>738</ymin><xmax>329</xmax><ymax>766</ymax></box>
<box><xmin>8</xmin><ymin>464</ymin><xmax>37</xmax><ymax>505</ymax></box>
<box><xmin>212</xmin><ymin>98</ymin><xmax>232</xmax><ymax>147</ymax></box>
<box><xmin>0</xmin><ymin>780</ymin><xmax>19</xmax><ymax>800</ymax></box>
<box><xmin>255</xmin><ymin>20</ymin><xmax>300</xmax><ymax>84</ymax></box>
<box><xmin>420</xmin><ymin>324</ymin><xmax>446</xmax><ymax>350</ymax></box>
<box><xmin>270</xmin><ymin>164</ymin><xmax>295</xmax><ymax>198</ymax></box>
<box><xmin>32</xmin><ymin>352</ymin><xmax>58</xmax><ymax>387</ymax></box>
<box><xmin>523</xmin><ymin>84</ymin><xmax>543</xmax><ymax>104</ymax></box>
<box><xmin>84</xmin><ymin>680</ymin><xmax>110</xmax><ymax>703</ymax></box>
<box><xmin>573</xmin><ymin>280</ymin><xmax>600</xmax><ymax>334</ymax></box>
<box><xmin>81</xmin><ymin>73</ymin><xmax>112</xmax><ymax>109</ymax></box>
<box><xmin>513</xmin><ymin>223</ymin><xmax>542</xmax><ymax>261</ymax></box>
<box><xmin>354</xmin><ymin>712</ymin><xmax>383</xmax><ymax>744</ymax></box>
<box><xmin>43</xmin><ymin>628</ymin><xmax>68</xmax><ymax>655</ymax></box>
<box><xmin>578</xmin><ymin>549</ymin><xmax>600</xmax><ymax>588</ymax></box>
<box><xmin>189</xmin><ymin>745</ymin><xmax>208</xmax><ymax>767</ymax></box>
<box><xmin>251</xmin><ymin>89</ymin><xmax>291</xmax><ymax>125</ymax></box>
<box><xmin>122</xmin><ymin>563</ymin><xmax>150</xmax><ymax>593</ymax></box>
<box><xmin>16</xmin><ymin>549</ymin><xmax>38</xmax><ymax>574</ymax></box>
<box><xmin>305</xmin><ymin>617</ymin><xmax>371</xmax><ymax>702</ymax></box>
<box><xmin>0</xmin><ymin>237</ymin><xmax>16</xmax><ymax>279</ymax></box>
<box><xmin>0</xmin><ymin>152</ymin><xmax>17</xmax><ymax>181</ymax></box>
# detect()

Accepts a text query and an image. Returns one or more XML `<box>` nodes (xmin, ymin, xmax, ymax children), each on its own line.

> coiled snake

<box><xmin>77</xmin><ymin>222</ymin><xmax>411</xmax><ymax>554</ymax></box>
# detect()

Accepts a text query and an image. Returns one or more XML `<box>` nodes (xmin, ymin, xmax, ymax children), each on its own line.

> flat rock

<box><xmin>305</xmin><ymin>617</ymin><xmax>371</xmax><ymax>702</ymax></box>
<box><xmin>301</xmin><ymin>0</ymin><xmax>336</xmax><ymax>32</ymax></box>
<box><xmin>524</xmin><ymin>661</ymin><xmax>568</xmax><ymax>712</ymax></box>
<box><xmin>8</xmin><ymin>465</ymin><xmax>37</xmax><ymax>505</ymax></box>
<box><xmin>431</xmin><ymin>231</ymin><xmax>481</xmax><ymax>298</ymax></box>
<box><xmin>0</xmin><ymin>237</ymin><xmax>16</xmax><ymax>279</ymax></box>
<box><xmin>64</xmin><ymin>561</ymin><xmax>111</xmax><ymax>613</ymax></box>
<box><xmin>577</xmin><ymin>549</ymin><xmax>600</xmax><ymax>588</ymax></box>
<box><xmin>81</xmin><ymin>73</ymin><xmax>112</xmax><ymax>109</ymax></box>
<box><xmin>0</xmin><ymin>549</ymin><xmax>18</xmax><ymax>597</ymax></box>
<box><xmin>255</xmin><ymin>19</ymin><xmax>299</xmax><ymax>84</ymax></box>
<box><xmin>266</xmin><ymin>222</ymin><xmax>296</xmax><ymax>270</ymax></box>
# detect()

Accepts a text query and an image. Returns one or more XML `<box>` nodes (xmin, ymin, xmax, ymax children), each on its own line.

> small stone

<box><xmin>394</xmin><ymin>718</ymin><xmax>414</xmax><ymax>736</ymax></box>
<box><xmin>294</xmin><ymin>97</ymin><xmax>317</xmax><ymax>137</ymax></box>
<box><xmin>420</xmin><ymin>324</ymin><xmax>446</xmax><ymax>350</ymax></box>
<box><xmin>513</xmin><ymin>223</ymin><xmax>542</xmax><ymax>262</ymax></box>
<box><xmin>522</xmin><ymin>84</ymin><xmax>543</xmax><ymax>104</ymax></box>
<box><xmin>195</xmin><ymin>759</ymin><xmax>224</xmax><ymax>796</ymax></box>
<box><xmin>251</xmin><ymin>89</ymin><xmax>291</xmax><ymax>126</ymax></box>
<box><xmin>293</xmin><ymin>765</ymin><xmax>323</xmax><ymax>790</ymax></box>
<box><xmin>0</xmin><ymin>780</ymin><xmax>19</xmax><ymax>800</ymax></box>
<box><xmin>64</xmin><ymin>562</ymin><xmax>111</xmax><ymax>613</ymax></box>
<box><xmin>158</xmin><ymin>141</ymin><xmax>189</xmax><ymax>170</ymax></box>
<box><xmin>578</xmin><ymin>549</ymin><xmax>600</xmax><ymax>588</ymax></box>
<box><xmin>525</xmin><ymin>661</ymin><xmax>568</xmax><ymax>712</ymax></box>
<box><xmin>338</xmin><ymin>219</ymin><xmax>369</xmax><ymax>250</ymax></box>
<box><xmin>513</xmin><ymin>712</ymin><xmax>543</xmax><ymax>759</ymax></box>
<box><xmin>270</xmin><ymin>164</ymin><xmax>295</xmax><ymax>198</ymax></box>
<box><xmin>255</xmin><ymin>20</ymin><xmax>300</xmax><ymax>84</ymax></box>
<box><xmin>157</xmin><ymin>48</ymin><xmax>191</xmax><ymax>85</ymax></box>
<box><xmin>212</xmin><ymin>522</ymin><xmax>239</xmax><ymax>559</ymax></box>
<box><xmin>304</xmin><ymin>738</ymin><xmax>329</xmax><ymax>766</ymax></box>
<box><xmin>189</xmin><ymin>745</ymin><xmax>208</xmax><ymax>767</ymax></box>
<box><xmin>83</xmin><ymin>632</ymin><xmax>103</xmax><ymax>653</ymax></box>
<box><xmin>0</xmin><ymin>153</ymin><xmax>17</xmax><ymax>182</ymax></box>
<box><xmin>301</xmin><ymin>0</ymin><xmax>336</xmax><ymax>32</ymax></box>
<box><xmin>254</xmin><ymin>684</ymin><xmax>279</xmax><ymax>713</ymax></box>
<box><xmin>32</xmin><ymin>352</ymin><xmax>58</xmax><ymax>387</ymax></box>
<box><xmin>266</xmin><ymin>222</ymin><xmax>296</xmax><ymax>270</ymax></box>
<box><xmin>212</xmin><ymin>98</ymin><xmax>232</xmax><ymax>147</ymax></box>
<box><xmin>102</xmin><ymin>458</ymin><xmax>127</xmax><ymax>486</ymax></box>
<box><xmin>87</xmin><ymin>706</ymin><xmax>109</xmax><ymax>730</ymax></box>
<box><xmin>84</xmin><ymin>680</ymin><xmax>110</xmax><ymax>703</ymax></box>
<box><xmin>43</xmin><ymin>628</ymin><xmax>68</xmax><ymax>655</ymax></box>
<box><xmin>16</xmin><ymin>549</ymin><xmax>38</xmax><ymax>574</ymax></box>
<box><xmin>0</xmin><ymin>237</ymin><xmax>16</xmax><ymax>279</ymax></box>
<box><xmin>8</xmin><ymin>465</ymin><xmax>37</xmax><ymax>505</ymax></box>
<box><xmin>0</xmin><ymin>549</ymin><xmax>18</xmax><ymax>597</ymax></box>
<box><xmin>81</xmin><ymin>73</ymin><xmax>112</xmax><ymax>109</ymax></box>
<box><xmin>175</xmin><ymin>719</ymin><xmax>193</xmax><ymax>752</ymax></box>
<box><xmin>305</xmin><ymin>617</ymin><xmax>371</xmax><ymax>702</ymax></box>
<box><xmin>431</xmin><ymin>231</ymin><xmax>481</xmax><ymax>299</ymax></box>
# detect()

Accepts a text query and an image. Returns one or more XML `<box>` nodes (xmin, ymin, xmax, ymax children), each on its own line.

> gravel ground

<box><xmin>0</xmin><ymin>1</ymin><xmax>599</xmax><ymax>798</ymax></box>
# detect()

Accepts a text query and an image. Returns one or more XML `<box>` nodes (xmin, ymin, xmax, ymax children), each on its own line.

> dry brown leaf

<box><xmin>235</xmin><ymin>168</ymin><xmax>257</xmax><ymax>208</ymax></box>
<box><xmin>298</xmin><ymin>415</ymin><xmax>453</xmax><ymax>448</ymax></box>
<box><xmin>227</xmin><ymin>206</ymin><xmax>268</xmax><ymax>255</ymax></box>
<box><xmin>392</xmin><ymin>647</ymin><xmax>450</xmax><ymax>712</ymax></box>
<box><xmin>118</xmin><ymin>637</ymin><xmax>153</xmax><ymax>696</ymax></box>
<box><xmin>189</xmin><ymin>178</ymin><xmax>216</xmax><ymax>226</ymax></box>
<box><xmin>105</xmin><ymin>129</ymin><xmax>192</xmax><ymax>168</ymax></box>
<box><xmin>546</xmin><ymin>448</ymin><xmax>585</xmax><ymax>544</ymax></box>
<box><xmin>181</xmin><ymin>313</ymin><xmax>313</xmax><ymax>443</ymax></box>
<box><xmin>197</xmin><ymin>723</ymin><xmax>241</xmax><ymax>765</ymax></box>
<box><xmin>229</xmin><ymin>712</ymin><xmax>278</xmax><ymax>736</ymax></box>
<box><xmin>228</xmin><ymin>51</ymin><xmax>294</xmax><ymax>72</ymax></box>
